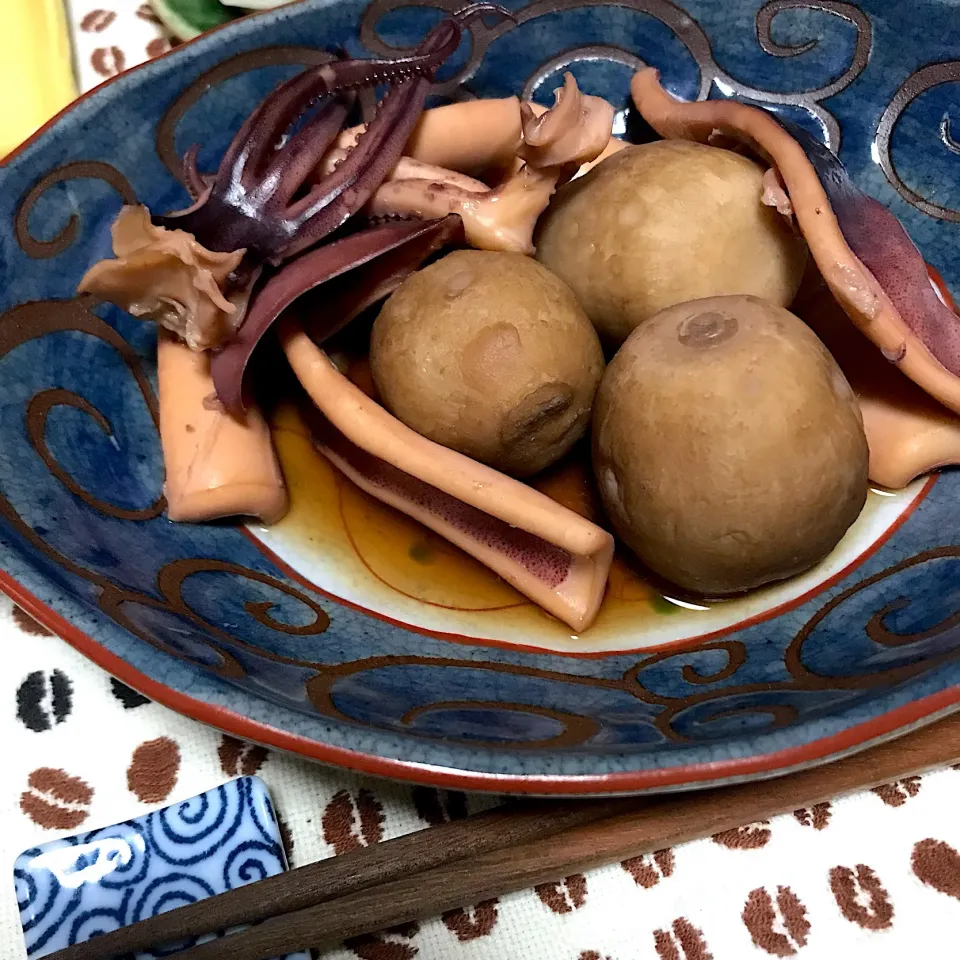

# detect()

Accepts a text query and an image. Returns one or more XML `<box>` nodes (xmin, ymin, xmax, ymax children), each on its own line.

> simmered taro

<box><xmin>370</xmin><ymin>250</ymin><xmax>604</xmax><ymax>477</ymax></box>
<box><xmin>536</xmin><ymin>142</ymin><xmax>808</xmax><ymax>346</ymax></box>
<box><xmin>592</xmin><ymin>295</ymin><xmax>868</xmax><ymax>594</ymax></box>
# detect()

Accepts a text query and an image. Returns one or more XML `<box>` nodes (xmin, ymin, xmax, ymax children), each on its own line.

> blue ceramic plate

<box><xmin>2</xmin><ymin>0</ymin><xmax>960</xmax><ymax>795</ymax></box>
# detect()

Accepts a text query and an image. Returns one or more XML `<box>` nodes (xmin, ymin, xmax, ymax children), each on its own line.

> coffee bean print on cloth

<box><xmin>91</xmin><ymin>46</ymin><xmax>125</xmax><ymax>78</ymax></box>
<box><xmin>622</xmin><ymin>849</ymin><xmax>675</xmax><ymax>888</ymax></box>
<box><xmin>12</xmin><ymin>605</ymin><xmax>53</xmax><ymax>636</ymax></box>
<box><xmin>16</xmin><ymin>669</ymin><xmax>72</xmax><ymax>732</ymax></box>
<box><xmin>136</xmin><ymin>2</ymin><xmax>162</xmax><ymax>23</ymax></box>
<box><xmin>742</xmin><ymin>886</ymin><xmax>810</xmax><ymax>957</ymax></box>
<box><xmin>578</xmin><ymin>953</ymin><xmax>614</xmax><ymax>960</ymax></box>
<box><xmin>441</xmin><ymin>901</ymin><xmax>498</xmax><ymax>942</ymax></box>
<box><xmin>323</xmin><ymin>789</ymin><xmax>384</xmax><ymax>855</ymax></box>
<box><xmin>793</xmin><ymin>802</ymin><xmax>832</xmax><ymax>830</ymax></box>
<box><xmin>127</xmin><ymin>737</ymin><xmax>180</xmax><ymax>803</ymax></box>
<box><xmin>912</xmin><ymin>838</ymin><xmax>960</xmax><ymax>899</ymax></box>
<box><xmin>218</xmin><ymin>735</ymin><xmax>269</xmax><ymax>777</ymax></box>
<box><xmin>413</xmin><ymin>788</ymin><xmax>499</xmax><ymax>940</ymax></box>
<box><xmin>829</xmin><ymin>864</ymin><xmax>893</xmax><ymax>930</ymax></box>
<box><xmin>346</xmin><ymin>921</ymin><xmax>419</xmax><ymax>960</ymax></box>
<box><xmin>872</xmin><ymin>777</ymin><xmax>922</xmax><ymax>806</ymax></box>
<box><xmin>21</xmin><ymin>768</ymin><xmax>93</xmax><ymax>830</ymax></box>
<box><xmin>412</xmin><ymin>786</ymin><xmax>468</xmax><ymax>826</ymax></box>
<box><xmin>536</xmin><ymin>874</ymin><xmax>588</xmax><ymax>914</ymax></box>
<box><xmin>653</xmin><ymin>918</ymin><xmax>712</xmax><ymax>960</ymax></box>
<box><xmin>146</xmin><ymin>36</ymin><xmax>173</xmax><ymax>58</ymax></box>
<box><xmin>712</xmin><ymin>821</ymin><xmax>771</xmax><ymax>849</ymax></box>
<box><xmin>110</xmin><ymin>677</ymin><xmax>151</xmax><ymax>709</ymax></box>
<box><xmin>79</xmin><ymin>9</ymin><xmax>117</xmax><ymax>32</ymax></box>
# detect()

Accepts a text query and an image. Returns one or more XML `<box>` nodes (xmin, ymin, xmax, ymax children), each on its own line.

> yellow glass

<box><xmin>1</xmin><ymin>0</ymin><xmax>77</xmax><ymax>158</ymax></box>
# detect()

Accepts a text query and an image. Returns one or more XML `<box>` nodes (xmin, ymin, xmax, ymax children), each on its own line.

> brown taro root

<box><xmin>370</xmin><ymin>250</ymin><xmax>604</xmax><ymax>477</ymax></box>
<box><xmin>535</xmin><ymin>141</ymin><xmax>808</xmax><ymax>346</ymax></box>
<box><xmin>592</xmin><ymin>295</ymin><xmax>868</xmax><ymax>595</ymax></box>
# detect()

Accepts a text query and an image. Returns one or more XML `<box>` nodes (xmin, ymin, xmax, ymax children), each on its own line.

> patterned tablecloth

<box><xmin>6</xmin><ymin>3</ymin><xmax>960</xmax><ymax>958</ymax></box>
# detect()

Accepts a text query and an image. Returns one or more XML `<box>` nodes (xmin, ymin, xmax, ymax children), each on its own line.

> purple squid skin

<box><xmin>154</xmin><ymin>4</ymin><xmax>509</xmax><ymax>265</ymax></box>
<box><xmin>784</xmin><ymin>121</ymin><xmax>960</xmax><ymax>376</ymax></box>
<box><xmin>211</xmin><ymin>215</ymin><xmax>464</xmax><ymax>412</ymax></box>
<box><xmin>154</xmin><ymin>3</ymin><xmax>511</xmax><ymax>408</ymax></box>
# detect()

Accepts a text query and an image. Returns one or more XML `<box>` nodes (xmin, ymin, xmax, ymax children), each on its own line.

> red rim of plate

<box><xmin>4</xmin><ymin>568</ymin><xmax>960</xmax><ymax>794</ymax></box>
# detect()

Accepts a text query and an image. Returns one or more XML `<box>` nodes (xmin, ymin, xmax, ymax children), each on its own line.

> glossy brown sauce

<box><xmin>266</xmin><ymin>347</ymin><xmax>678</xmax><ymax>639</ymax></box>
<box><xmin>262</xmin><ymin>343</ymin><xmax>908</xmax><ymax>646</ymax></box>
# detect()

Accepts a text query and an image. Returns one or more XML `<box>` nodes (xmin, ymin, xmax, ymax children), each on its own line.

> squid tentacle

<box><xmin>279</xmin><ymin>80</ymin><xmax>432</xmax><ymax>250</ymax></box>
<box><xmin>83</xmin><ymin>6</ymin><xmax>508</xmax><ymax>378</ymax></box>
<box><xmin>256</xmin><ymin>97</ymin><xmax>353</xmax><ymax>208</ymax></box>
<box><xmin>181</xmin><ymin>144</ymin><xmax>209</xmax><ymax>200</ymax></box>
<box><xmin>204</xmin><ymin>84</ymin><xmax>344</xmax><ymax>199</ymax></box>
<box><xmin>153</xmin><ymin>4</ymin><xmax>510</xmax><ymax>264</ymax></box>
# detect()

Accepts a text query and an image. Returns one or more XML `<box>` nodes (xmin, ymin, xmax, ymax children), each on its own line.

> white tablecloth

<box><xmin>5</xmin><ymin>593</ymin><xmax>960</xmax><ymax>960</ymax></box>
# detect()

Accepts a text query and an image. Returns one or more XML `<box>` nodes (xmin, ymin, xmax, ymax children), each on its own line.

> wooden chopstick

<box><xmin>46</xmin><ymin>795</ymin><xmax>637</xmax><ymax>960</ymax></box>
<box><xmin>50</xmin><ymin>708</ymin><xmax>960</xmax><ymax>960</ymax></box>
<box><xmin>165</xmin><ymin>708</ymin><xmax>960</xmax><ymax>960</ymax></box>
